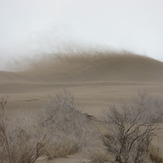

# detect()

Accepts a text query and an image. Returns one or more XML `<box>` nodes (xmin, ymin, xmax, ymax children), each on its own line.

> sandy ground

<box><xmin>1</xmin><ymin>54</ymin><xmax>163</xmax><ymax>162</ymax></box>
<box><xmin>2</xmin><ymin>81</ymin><xmax>163</xmax><ymax>116</ymax></box>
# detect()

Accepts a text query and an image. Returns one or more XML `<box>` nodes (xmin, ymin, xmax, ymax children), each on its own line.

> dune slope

<box><xmin>22</xmin><ymin>52</ymin><xmax>163</xmax><ymax>82</ymax></box>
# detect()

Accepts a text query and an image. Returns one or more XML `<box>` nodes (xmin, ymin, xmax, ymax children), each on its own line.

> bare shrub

<box><xmin>37</xmin><ymin>91</ymin><xmax>91</xmax><ymax>158</ymax></box>
<box><xmin>100</xmin><ymin>93</ymin><xmax>163</xmax><ymax>163</ymax></box>
<box><xmin>0</xmin><ymin>97</ymin><xmax>45</xmax><ymax>163</ymax></box>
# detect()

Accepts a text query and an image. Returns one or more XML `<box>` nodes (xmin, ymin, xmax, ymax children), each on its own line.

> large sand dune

<box><xmin>1</xmin><ymin>52</ymin><xmax>163</xmax><ymax>83</ymax></box>
<box><xmin>21</xmin><ymin>53</ymin><xmax>163</xmax><ymax>82</ymax></box>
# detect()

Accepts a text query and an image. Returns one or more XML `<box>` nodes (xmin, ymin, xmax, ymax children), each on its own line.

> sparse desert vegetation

<box><xmin>0</xmin><ymin>91</ymin><xmax>99</xmax><ymax>162</ymax></box>
<box><xmin>1</xmin><ymin>91</ymin><xmax>163</xmax><ymax>163</ymax></box>
<box><xmin>86</xmin><ymin>93</ymin><xmax>163</xmax><ymax>163</ymax></box>
<box><xmin>0</xmin><ymin>97</ymin><xmax>46</xmax><ymax>163</ymax></box>
<box><xmin>37</xmin><ymin>91</ymin><xmax>92</xmax><ymax>159</ymax></box>
<box><xmin>102</xmin><ymin>93</ymin><xmax>163</xmax><ymax>163</ymax></box>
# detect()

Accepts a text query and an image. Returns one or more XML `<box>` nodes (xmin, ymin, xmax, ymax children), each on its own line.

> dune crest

<box><xmin>22</xmin><ymin>51</ymin><xmax>163</xmax><ymax>82</ymax></box>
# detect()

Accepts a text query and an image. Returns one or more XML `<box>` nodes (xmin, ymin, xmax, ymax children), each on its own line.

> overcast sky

<box><xmin>0</xmin><ymin>0</ymin><xmax>163</xmax><ymax>70</ymax></box>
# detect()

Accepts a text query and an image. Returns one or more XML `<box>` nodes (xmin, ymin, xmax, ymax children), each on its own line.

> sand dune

<box><xmin>19</xmin><ymin>52</ymin><xmax>163</xmax><ymax>82</ymax></box>
<box><xmin>1</xmin><ymin>52</ymin><xmax>163</xmax><ymax>83</ymax></box>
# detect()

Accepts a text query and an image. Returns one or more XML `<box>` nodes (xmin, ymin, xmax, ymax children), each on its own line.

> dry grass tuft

<box><xmin>45</xmin><ymin>135</ymin><xmax>79</xmax><ymax>160</ymax></box>
<box><xmin>87</xmin><ymin>146</ymin><xmax>110</xmax><ymax>163</ymax></box>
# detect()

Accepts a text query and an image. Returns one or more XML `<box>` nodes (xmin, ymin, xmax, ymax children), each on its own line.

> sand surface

<box><xmin>1</xmin><ymin>53</ymin><xmax>163</xmax><ymax>162</ymax></box>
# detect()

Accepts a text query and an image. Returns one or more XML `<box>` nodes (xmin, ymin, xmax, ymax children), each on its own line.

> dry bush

<box><xmin>0</xmin><ymin>97</ymin><xmax>45</xmax><ymax>163</ymax></box>
<box><xmin>89</xmin><ymin>93</ymin><xmax>163</xmax><ymax>163</ymax></box>
<box><xmin>37</xmin><ymin>91</ymin><xmax>91</xmax><ymax>159</ymax></box>
<box><xmin>102</xmin><ymin>93</ymin><xmax>163</xmax><ymax>163</ymax></box>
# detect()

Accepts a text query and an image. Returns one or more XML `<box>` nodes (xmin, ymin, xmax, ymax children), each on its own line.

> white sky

<box><xmin>0</xmin><ymin>0</ymin><xmax>163</xmax><ymax>70</ymax></box>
